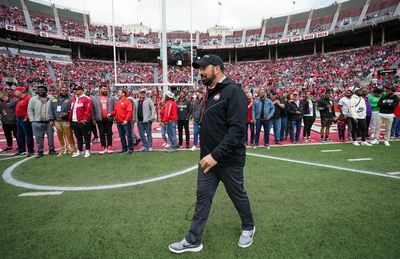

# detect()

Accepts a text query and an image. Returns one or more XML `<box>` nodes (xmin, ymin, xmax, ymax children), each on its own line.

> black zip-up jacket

<box><xmin>378</xmin><ymin>94</ymin><xmax>399</xmax><ymax>114</ymax></box>
<box><xmin>200</xmin><ymin>77</ymin><xmax>247</xmax><ymax>168</ymax></box>
<box><xmin>287</xmin><ymin>100</ymin><xmax>305</xmax><ymax>121</ymax></box>
<box><xmin>0</xmin><ymin>97</ymin><xmax>17</xmax><ymax>125</ymax></box>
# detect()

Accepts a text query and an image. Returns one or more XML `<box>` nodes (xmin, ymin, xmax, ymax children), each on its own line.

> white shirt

<box><xmin>304</xmin><ymin>99</ymin><xmax>314</xmax><ymax>117</ymax></box>
<box><xmin>72</xmin><ymin>94</ymin><xmax>85</xmax><ymax>122</ymax></box>
<box><xmin>338</xmin><ymin>97</ymin><xmax>351</xmax><ymax>116</ymax></box>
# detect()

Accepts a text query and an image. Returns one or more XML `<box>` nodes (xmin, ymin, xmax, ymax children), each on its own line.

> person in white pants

<box><xmin>370</xmin><ymin>86</ymin><xmax>399</xmax><ymax>146</ymax></box>
<box><xmin>368</xmin><ymin>88</ymin><xmax>383</xmax><ymax>138</ymax></box>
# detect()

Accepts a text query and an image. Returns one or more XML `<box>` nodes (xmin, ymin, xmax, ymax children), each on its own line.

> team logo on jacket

<box><xmin>213</xmin><ymin>93</ymin><xmax>220</xmax><ymax>101</ymax></box>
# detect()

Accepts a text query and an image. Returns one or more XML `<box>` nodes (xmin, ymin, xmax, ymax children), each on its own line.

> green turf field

<box><xmin>1</xmin><ymin>142</ymin><xmax>400</xmax><ymax>258</ymax></box>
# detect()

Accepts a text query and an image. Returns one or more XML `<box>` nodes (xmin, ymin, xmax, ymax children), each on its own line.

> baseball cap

<box><xmin>192</xmin><ymin>54</ymin><xmax>224</xmax><ymax>71</ymax></box>
<box><xmin>73</xmin><ymin>85</ymin><xmax>84</xmax><ymax>91</ymax></box>
<box><xmin>165</xmin><ymin>91</ymin><xmax>174</xmax><ymax>99</ymax></box>
<box><xmin>139</xmin><ymin>88</ymin><xmax>146</xmax><ymax>93</ymax></box>
<box><xmin>350</xmin><ymin>85</ymin><xmax>361</xmax><ymax>93</ymax></box>
<box><xmin>276</xmin><ymin>89</ymin><xmax>283</xmax><ymax>94</ymax></box>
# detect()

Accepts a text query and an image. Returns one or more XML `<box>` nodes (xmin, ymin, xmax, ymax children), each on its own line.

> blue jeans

<box><xmin>16</xmin><ymin>118</ymin><xmax>34</xmax><ymax>153</ymax></box>
<box><xmin>280</xmin><ymin>117</ymin><xmax>288</xmax><ymax>141</ymax></box>
<box><xmin>117</xmin><ymin>122</ymin><xmax>134</xmax><ymax>151</ymax></box>
<box><xmin>255</xmin><ymin>119</ymin><xmax>271</xmax><ymax>146</ymax></box>
<box><xmin>161</xmin><ymin>124</ymin><xmax>168</xmax><ymax>144</ymax></box>
<box><xmin>268</xmin><ymin>118</ymin><xmax>281</xmax><ymax>143</ymax></box>
<box><xmin>137</xmin><ymin>121</ymin><xmax>153</xmax><ymax>149</ymax></box>
<box><xmin>289</xmin><ymin>119</ymin><xmax>302</xmax><ymax>142</ymax></box>
<box><xmin>193</xmin><ymin>122</ymin><xmax>201</xmax><ymax>146</ymax></box>
<box><xmin>166</xmin><ymin>121</ymin><xmax>177</xmax><ymax>149</ymax></box>
<box><xmin>391</xmin><ymin>116</ymin><xmax>400</xmax><ymax>137</ymax></box>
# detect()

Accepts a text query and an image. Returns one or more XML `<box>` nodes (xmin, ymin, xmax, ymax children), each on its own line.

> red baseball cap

<box><xmin>14</xmin><ymin>86</ymin><xmax>27</xmax><ymax>92</ymax></box>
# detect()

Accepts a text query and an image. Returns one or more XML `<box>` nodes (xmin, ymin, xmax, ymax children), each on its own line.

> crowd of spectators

<box><xmin>0</xmin><ymin>4</ymin><xmax>26</xmax><ymax>27</ymax></box>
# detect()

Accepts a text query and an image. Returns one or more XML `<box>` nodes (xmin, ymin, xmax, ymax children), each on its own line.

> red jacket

<box><xmin>111</xmin><ymin>97</ymin><xmax>133</xmax><ymax>123</ymax></box>
<box><xmin>247</xmin><ymin>100</ymin><xmax>253</xmax><ymax>123</ymax></box>
<box><xmin>15</xmin><ymin>95</ymin><xmax>30</xmax><ymax>120</ymax></box>
<box><xmin>69</xmin><ymin>95</ymin><xmax>92</xmax><ymax>123</ymax></box>
<box><xmin>394</xmin><ymin>102</ymin><xmax>400</xmax><ymax>117</ymax></box>
<box><xmin>162</xmin><ymin>100</ymin><xmax>178</xmax><ymax>123</ymax></box>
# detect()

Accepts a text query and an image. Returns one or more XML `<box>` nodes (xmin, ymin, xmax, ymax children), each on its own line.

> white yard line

<box><xmin>387</xmin><ymin>172</ymin><xmax>400</xmax><ymax>175</ymax></box>
<box><xmin>19</xmin><ymin>191</ymin><xmax>63</xmax><ymax>197</ymax></box>
<box><xmin>2</xmin><ymin>157</ymin><xmax>198</xmax><ymax>191</ymax></box>
<box><xmin>321</xmin><ymin>149</ymin><xmax>342</xmax><ymax>153</ymax></box>
<box><xmin>247</xmin><ymin>153</ymin><xmax>399</xmax><ymax>180</ymax></box>
<box><xmin>347</xmin><ymin>158</ymin><xmax>373</xmax><ymax>162</ymax></box>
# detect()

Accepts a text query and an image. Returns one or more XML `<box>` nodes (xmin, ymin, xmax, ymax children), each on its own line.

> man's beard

<box><xmin>101</xmin><ymin>91</ymin><xmax>108</xmax><ymax>96</ymax></box>
<box><xmin>60</xmin><ymin>93</ymin><xmax>68</xmax><ymax>97</ymax></box>
<box><xmin>38</xmin><ymin>93</ymin><xmax>46</xmax><ymax>97</ymax></box>
<box><xmin>201</xmin><ymin>72</ymin><xmax>216</xmax><ymax>87</ymax></box>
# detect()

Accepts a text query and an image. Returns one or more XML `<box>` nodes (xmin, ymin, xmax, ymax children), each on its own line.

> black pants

<box><xmin>365</xmin><ymin>115</ymin><xmax>371</xmax><ymax>136</ymax></box>
<box><xmin>3</xmin><ymin>123</ymin><xmax>17</xmax><ymax>148</ymax></box>
<box><xmin>186</xmin><ymin>165</ymin><xmax>254</xmax><ymax>245</ymax></box>
<box><xmin>246</xmin><ymin>122</ymin><xmax>255</xmax><ymax>145</ymax></box>
<box><xmin>351</xmin><ymin>118</ymin><xmax>367</xmax><ymax>142</ymax></box>
<box><xmin>303</xmin><ymin>116</ymin><xmax>315</xmax><ymax>138</ymax></box>
<box><xmin>178</xmin><ymin>120</ymin><xmax>190</xmax><ymax>147</ymax></box>
<box><xmin>90</xmin><ymin>122</ymin><xmax>98</xmax><ymax>139</ymax></box>
<box><xmin>338</xmin><ymin>129</ymin><xmax>345</xmax><ymax>140</ymax></box>
<box><xmin>96</xmin><ymin>119</ymin><xmax>113</xmax><ymax>147</ymax></box>
<box><xmin>71</xmin><ymin>122</ymin><xmax>91</xmax><ymax>151</ymax></box>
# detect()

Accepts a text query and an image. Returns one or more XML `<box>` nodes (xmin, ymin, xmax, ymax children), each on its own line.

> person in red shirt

<box><xmin>161</xmin><ymin>91</ymin><xmax>178</xmax><ymax>152</ymax></box>
<box><xmin>14</xmin><ymin>86</ymin><xmax>34</xmax><ymax>156</ymax></box>
<box><xmin>108</xmin><ymin>89</ymin><xmax>134</xmax><ymax>154</ymax></box>
<box><xmin>390</xmin><ymin>95</ymin><xmax>400</xmax><ymax>139</ymax></box>
<box><xmin>246</xmin><ymin>92</ymin><xmax>255</xmax><ymax>146</ymax></box>
<box><xmin>91</xmin><ymin>85</ymin><xmax>116</xmax><ymax>154</ymax></box>
<box><xmin>69</xmin><ymin>85</ymin><xmax>93</xmax><ymax>158</ymax></box>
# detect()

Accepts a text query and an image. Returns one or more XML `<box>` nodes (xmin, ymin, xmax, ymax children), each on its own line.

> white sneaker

<box><xmin>162</xmin><ymin>143</ymin><xmax>167</xmax><ymax>147</ymax></box>
<box><xmin>352</xmin><ymin>141</ymin><xmax>360</xmax><ymax>146</ymax></box>
<box><xmin>168</xmin><ymin>238</ymin><xmax>203</xmax><ymax>254</ymax></box>
<box><xmin>84</xmin><ymin>150</ymin><xmax>91</xmax><ymax>158</ymax></box>
<box><xmin>370</xmin><ymin>139</ymin><xmax>379</xmax><ymax>145</ymax></box>
<box><xmin>361</xmin><ymin>141</ymin><xmax>372</xmax><ymax>147</ymax></box>
<box><xmin>148</xmin><ymin>147</ymin><xmax>153</xmax><ymax>152</ymax></box>
<box><xmin>72</xmin><ymin>151</ymin><xmax>81</xmax><ymax>158</ymax></box>
<box><xmin>384</xmin><ymin>141</ymin><xmax>390</xmax><ymax>146</ymax></box>
<box><xmin>238</xmin><ymin>226</ymin><xmax>255</xmax><ymax>248</ymax></box>
<box><xmin>165</xmin><ymin>144</ymin><xmax>170</xmax><ymax>148</ymax></box>
<box><xmin>191</xmin><ymin>146</ymin><xmax>197</xmax><ymax>151</ymax></box>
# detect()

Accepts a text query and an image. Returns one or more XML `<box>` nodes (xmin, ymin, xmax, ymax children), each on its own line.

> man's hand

<box><xmin>122</xmin><ymin>120</ymin><xmax>128</xmax><ymax>125</ymax></box>
<box><xmin>199</xmin><ymin>154</ymin><xmax>218</xmax><ymax>173</ymax></box>
<box><xmin>49</xmin><ymin>121</ymin><xmax>54</xmax><ymax>127</ymax></box>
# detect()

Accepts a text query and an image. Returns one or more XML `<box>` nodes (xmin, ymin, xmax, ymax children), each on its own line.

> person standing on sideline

<box><xmin>370</xmin><ymin>86</ymin><xmax>399</xmax><ymax>146</ymax></box>
<box><xmin>161</xmin><ymin>91</ymin><xmax>178</xmax><ymax>152</ymax></box>
<box><xmin>277</xmin><ymin>89</ymin><xmax>288</xmax><ymax>141</ymax></box>
<box><xmin>317</xmin><ymin>89</ymin><xmax>335</xmax><ymax>143</ymax></box>
<box><xmin>69</xmin><ymin>85</ymin><xmax>93</xmax><ymax>158</ymax></box>
<box><xmin>169</xmin><ymin>54</ymin><xmax>255</xmax><ymax>254</ymax></box>
<box><xmin>252</xmin><ymin>87</ymin><xmax>275</xmax><ymax>149</ymax></box>
<box><xmin>348</xmin><ymin>86</ymin><xmax>371</xmax><ymax>146</ymax></box>
<box><xmin>287</xmin><ymin>92</ymin><xmax>304</xmax><ymax>144</ymax></box>
<box><xmin>14</xmin><ymin>86</ymin><xmax>34</xmax><ymax>156</ymax></box>
<box><xmin>191</xmin><ymin>88</ymin><xmax>204</xmax><ymax>151</ymax></box>
<box><xmin>135</xmin><ymin>89</ymin><xmax>155</xmax><ymax>151</ymax></box>
<box><xmin>368</xmin><ymin>88</ymin><xmax>383</xmax><ymax>138</ymax></box>
<box><xmin>48</xmin><ymin>85</ymin><xmax>77</xmax><ymax>156</ymax></box>
<box><xmin>0</xmin><ymin>88</ymin><xmax>18</xmax><ymax>152</ymax></box>
<box><xmin>177</xmin><ymin>90</ymin><xmax>192</xmax><ymax>149</ymax></box>
<box><xmin>246</xmin><ymin>92</ymin><xmax>255</xmax><ymax>146</ymax></box>
<box><xmin>268</xmin><ymin>90</ymin><xmax>282</xmax><ymax>145</ymax></box>
<box><xmin>92</xmin><ymin>84</ymin><xmax>116</xmax><ymax>155</ymax></box>
<box><xmin>338</xmin><ymin>89</ymin><xmax>353</xmax><ymax>140</ymax></box>
<box><xmin>28</xmin><ymin>85</ymin><xmax>57</xmax><ymax>158</ymax></box>
<box><xmin>108</xmin><ymin>89</ymin><xmax>134</xmax><ymax>154</ymax></box>
<box><xmin>302</xmin><ymin>91</ymin><xmax>316</xmax><ymax>142</ymax></box>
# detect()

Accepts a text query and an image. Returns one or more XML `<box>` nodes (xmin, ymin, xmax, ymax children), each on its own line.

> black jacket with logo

<box><xmin>200</xmin><ymin>77</ymin><xmax>247</xmax><ymax>168</ymax></box>
<box><xmin>378</xmin><ymin>94</ymin><xmax>399</xmax><ymax>114</ymax></box>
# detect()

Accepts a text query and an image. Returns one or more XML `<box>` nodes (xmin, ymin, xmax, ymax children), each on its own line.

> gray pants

<box><xmin>32</xmin><ymin>122</ymin><xmax>55</xmax><ymax>152</ymax></box>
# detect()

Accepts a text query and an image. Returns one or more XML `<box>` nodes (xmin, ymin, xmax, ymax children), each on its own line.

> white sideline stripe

<box><xmin>347</xmin><ymin>158</ymin><xmax>373</xmax><ymax>162</ymax></box>
<box><xmin>387</xmin><ymin>172</ymin><xmax>400</xmax><ymax>175</ymax></box>
<box><xmin>19</xmin><ymin>191</ymin><xmax>63</xmax><ymax>197</ymax></box>
<box><xmin>321</xmin><ymin>149</ymin><xmax>342</xmax><ymax>153</ymax></box>
<box><xmin>2</xmin><ymin>157</ymin><xmax>198</xmax><ymax>191</ymax></box>
<box><xmin>246</xmin><ymin>153</ymin><xmax>400</xmax><ymax>180</ymax></box>
<box><xmin>0</xmin><ymin>156</ymin><xmax>24</xmax><ymax>161</ymax></box>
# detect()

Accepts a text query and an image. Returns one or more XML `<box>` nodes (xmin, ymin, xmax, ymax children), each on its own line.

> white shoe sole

<box><xmin>168</xmin><ymin>243</ymin><xmax>203</xmax><ymax>254</ymax></box>
<box><xmin>238</xmin><ymin>226</ymin><xmax>256</xmax><ymax>248</ymax></box>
